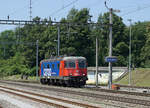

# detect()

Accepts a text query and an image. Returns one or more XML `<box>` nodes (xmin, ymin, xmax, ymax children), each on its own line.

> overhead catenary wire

<box><xmin>49</xmin><ymin>0</ymin><xmax>79</xmax><ymax>17</ymax></box>
<box><xmin>0</xmin><ymin>19</ymin><xmax>109</xmax><ymax>27</ymax></box>
<box><xmin>7</xmin><ymin>0</ymin><xmax>40</xmax><ymax>20</ymax></box>
<box><xmin>83</xmin><ymin>0</ymin><xmax>103</xmax><ymax>8</ymax></box>
<box><xmin>120</xmin><ymin>4</ymin><xmax>150</xmax><ymax>17</ymax></box>
<box><xmin>0</xmin><ymin>41</ymin><xmax>36</xmax><ymax>46</ymax></box>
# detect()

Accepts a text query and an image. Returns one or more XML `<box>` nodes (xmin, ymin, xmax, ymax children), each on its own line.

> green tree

<box><xmin>130</xmin><ymin>22</ymin><xmax>149</xmax><ymax>67</ymax></box>
<box><xmin>60</xmin><ymin>8</ymin><xmax>94</xmax><ymax>65</ymax></box>
<box><xmin>0</xmin><ymin>30</ymin><xmax>16</xmax><ymax>59</ymax></box>
<box><xmin>19</xmin><ymin>17</ymin><xmax>48</xmax><ymax>68</ymax></box>
<box><xmin>140</xmin><ymin>22</ymin><xmax>150</xmax><ymax>67</ymax></box>
<box><xmin>96</xmin><ymin>12</ymin><xmax>127</xmax><ymax>66</ymax></box>
<box><xmin>41</xmin><ymin>23</ymin><xmax>57</xmax><ymax>58</ymax></box>
<box><xmin>0</xmin><ymin>53</ymin><xmax>30</xmax><ymax>76</ymax></box>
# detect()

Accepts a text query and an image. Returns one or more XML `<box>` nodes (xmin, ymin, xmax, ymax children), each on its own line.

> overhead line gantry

<box><xmin>0</xmin><ymin>19</ymin><xmax>108</xmax><ymax>27</ymax></box>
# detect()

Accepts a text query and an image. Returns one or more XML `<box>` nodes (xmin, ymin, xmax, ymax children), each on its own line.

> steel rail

<box><xmin>86</xmin><ymin>87</ymin><xmax>150</xmax><ymax>97</ymax></box>
<box><xmin>0</xmin><ymin>85</ymin><xmax>100</xmax><ymax>108</ymax></box>
<box><xmin>1</xmin><ymin>81</ymin><xmax>150</xmax><ymax>106</ymax></box>
<box><xmin>0</xmin><ymin>88</ymin><xmax>67</xmax><ymax>108</ymax></box>
<box><xmin>119</xmin><ymin>84</ymin><xmax>150</xmax><ymax>89</ymax></box>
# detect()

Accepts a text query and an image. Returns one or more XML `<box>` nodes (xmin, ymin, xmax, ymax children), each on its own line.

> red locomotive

<box><xmin>40</xmin><ymin>56</ymin><xmax>88</xmax><ymax>87</ymax></box>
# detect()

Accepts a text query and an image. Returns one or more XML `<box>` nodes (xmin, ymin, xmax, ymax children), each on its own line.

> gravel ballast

<box><xmin>0</xmin><ymin>81</ymin><xmax>150</xmax><ymax>108</ymax></box>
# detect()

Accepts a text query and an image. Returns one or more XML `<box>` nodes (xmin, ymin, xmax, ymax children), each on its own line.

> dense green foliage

<box><xmin>0</xmin><ymin>8</ymin><xmax>150</xmax><ymax>76</ymax></box>
<box><xmin>95</xmin><ymin>13</ymin><xmax>127</xmax><ymax>66</ymax></box>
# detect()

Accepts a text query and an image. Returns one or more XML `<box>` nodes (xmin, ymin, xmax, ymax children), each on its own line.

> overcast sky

<box><xmin>0</xmin><ymin>0</ymin><xmax>150</xmax><ymax>32</ymax></box>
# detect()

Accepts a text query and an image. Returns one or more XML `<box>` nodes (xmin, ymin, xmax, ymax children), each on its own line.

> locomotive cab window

<box><xmin>65</xmin><ymin>61</ymin><xmax>75</xmax><ymax>68</ymax></box>
<box><xmin>78</xmin><ymin>60</ymin><xmax>86</xmax><ymax>68</ymax></box>
<box><xmin>68</xmin><ymin>61</ymin><xmax>75</xmax><ymax>68</ymax></box>
<box><xmin>47</xmin><ymin>64</ymin><xmax>50</xmax><ymax>68</ymax></box>
<box><xmin>52</xmin><ymin>64</ymin><xmax>55</xmax><ymax>69</ymax></box>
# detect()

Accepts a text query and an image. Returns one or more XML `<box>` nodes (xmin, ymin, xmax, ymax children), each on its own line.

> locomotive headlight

<box><xmin>83</xmin><ymin>74</ymin><xmax>85</xmax><ymax>76</ymax></box>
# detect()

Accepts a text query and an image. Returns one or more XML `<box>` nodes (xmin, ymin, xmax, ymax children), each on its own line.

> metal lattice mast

<box><xmin>29</xmin><ymin>0</ymin><xmax>32</xmax><ymax>21</ymax></box>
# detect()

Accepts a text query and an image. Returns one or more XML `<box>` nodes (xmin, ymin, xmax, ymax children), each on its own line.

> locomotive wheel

<box><xmin>40</xmin><ymin>78</ymin><xmax>44</xmax><ymax>84</ymax></box>
<box><xmin>81</xmin><ymin>81</ymin><xmax>86</xmax><ymax>86</ymax></box>
<box><xmin>55</xmin><ymin>80</ymin><xmax>60</xmax><ymax>86</ymax></box>
<box><xmin>45</xmin><ymin>79</ymin><xmax>48</xmax><ymax>84</ymax></box>
<box><xmin>62</xmin><ymin>80</ymin><xmax>67</xmax><ymax>87</ymax></box>
<box><xmin>40</xmin><ymin>78</ymin><xmax>47</xmax><ymax>84</ymax></box>
<box><xmin>51</xmin><ymin>79</ymin><xmax>55</xmax><ymax>85</ymax></box>
<box><xmin>59</xmin><ymin>80</ymin><xmax>63</xmax><ymax>86</ymax></box>
<box><xmin>62</xmin><ymin>83</ymin><xmax>67</xmax><ymax>87</ymax></box>
<box><xmin>74</xmin><ymin>82</ymin><xmax>80</xmax><ymax>88</ymax></box>
<box><xmin>48</xmin><ymin>79</ymin><xmax>51</xmax><ymax>85</ymax></box>
<box><xmin>78</xmin><ymin>81</ymin><xmax>85</xmax><ymax>87</ymax></box>
<box><xmin>65</xmin><ymin>80</ymin><xmax>71</xmax><ymax>87</ymax></box>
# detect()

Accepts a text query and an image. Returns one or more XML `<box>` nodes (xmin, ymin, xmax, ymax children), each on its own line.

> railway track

<box><xmin>1</xmin><ymin>80</ymin><xmax>150</xmax><ymax>106</ymax></box>
<box><xmin>119</xmin><ymin>84</ymin><xmax>150</xmax><ymax>89</ymax></box>
<box><xmin>3</xmin><ymin>80</ymin><xmax>150</xmax><ymax>97</ymax></box>
<box><xmin>0</xmin><ymin>85</ymin><xmax>100</xmax><ymax>108</ymax></box>
<box><xmin>86</xmin><ymin>86</ymin><xmax>150</xmax><ymax>97</ymax></box>
<box><xmin>4</xmin><ymin>80</ymin><xmax>150</xmax><ymax>96</ymax></box>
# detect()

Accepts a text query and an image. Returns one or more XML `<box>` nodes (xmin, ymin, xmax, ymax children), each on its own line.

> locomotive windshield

<box><xmin>64</xmin><ymin>61</ymin><xmax>75</xmax><ymax>68</ymax></box>
<box><xmin>78</xmin><ymin>60</ymin><xmax>86</xmax><ymax>68</ymax></box>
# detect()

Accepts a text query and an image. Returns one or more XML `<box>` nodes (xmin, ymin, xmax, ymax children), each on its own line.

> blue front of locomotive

<box><xmin>40</xmin><ymin>61</ymin><xmax>60</xmax><ymax>77</ymax></box>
